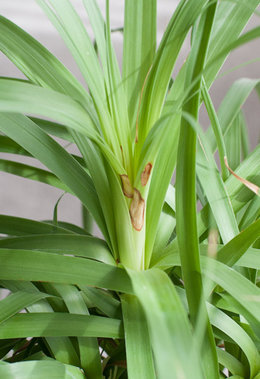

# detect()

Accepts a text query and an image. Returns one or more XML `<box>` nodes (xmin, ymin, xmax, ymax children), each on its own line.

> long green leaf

<box><xmin>145</xmin><ymin>114</ymin><xmax>181</xmax><ymax>266</ymax></box>
<box><xmin>0</xmin><ymin>360</ymin><xmax>85</xmax><ymax>379</ymax></box>
<box><xmin>123</xmin><ymin>0</ymin><xmax>157</xmax><ymax>128</ymax></box>
<box><xmin>71</xmin><ymin>134</ymin><xmax>118</xmax><ymax>260</ymax></box>
<box><xmin>239</xmin><ymin>195</ymin><xmax>260</xmax><ymax>230</ymax></box>
<box><xmin>0</xmin><ymin>80</ymin><xmax>124</xmax><ymax>175</ymax></box>
<box><xmin>201</xmin><ymin>77</ymin><xmax>229</xmax><ymax>181</ymax></box>
<box><xmin>80</xmin><ymin>286</ymin><xmax>121</xmax><ymax>319</ymax></box>
<box><xmin>30</xmin><ymin>117</ymin><xmax>72</xmax><ymax>141</ymax></box>
<box><xmin>182</xmin><ymin>111</ymin><xmax>239</xmax><ymax>243</ymax></box>
<box><xmin>237</xmin><ymin>247</ymin><xmax>260</xmax><ymax>270</ymax></box>
<box><xmin>105</xmin><ymin>0</ymin><xmax>132</xmax><ymax>174</ymax></box>
<box><xmin>154</xmin><ymin>218</ymin><xmax>260</xmax><ymax>271</ymax></box>
<box><xmin>195</xmin><ymin>145</ymin><xmax>260</xmax><ymax>240</ymax></box>
<box><xmin>225</xmin><ymin>144</ymin><xmax>260</xmax><ymax>214</ymax></box>
<box><xmin>0</xmin><ymin>135</ymin><xmax>31</xmax><ymax>156</ymax></box>
<box><xmin>0</xmin><ymin>113</ymin><xmax>108</xmax><ymax>240</ymax></box>
<box><xmin>128</xmin><ymin>268</ymin><xmax>204</xmax><ymax>379</ymax></box>
<box><xmin>0</xmin><ymin>215</ymin><xmax>73</xmax><ymax>236</ymax></box>
<box><xmin>0</xmin><ymin>313</ymin><xmax>122</xmax><ymax>339</ymax></box>
<box><xmin>0</xmin><ymin>291</ymin><xmax>51</xmax><ymax>324</ymax></box>
<box><xmin>36</xmin><ymin>0</ymin><xmax>121</xmax><ymax>159</ymax></box>
<box><xmin>121</xmin><ymin>294</ymin><xmax>156</xmax><ymax>379</ymax></box>
<box><xmin>82</xmin><ymin>0</ymin><xmax>108</xmax><ymax>82</ymax></box>
<box><xmin>0</xmin><ymin>79</ymin><xmax>98</xmax><ymax>140</ymax></box>
<box><xmin>217</xmin><ymin>219</ymin><xmax>260</xmax><ymax>266</ymax></box>
<box><xmin>216</xmin><ymin>348</ymin><xmax>245</xmax><ymax>378</ymax></box>
<box><xmin>0</xmin><ymin>249</ymin><xmax>132</xmax><ymax>293</ymax></box>
<box><xmin>35</xmin><ymin>0</ymin><xmax>105</xmax><ymax>104</ymax></box>
<box><xmin>224</xmin><ymin>113</ymin><xmax>241</xmax><ymax>170</ymax></box>
<box><xmin>215</xmin><ymin>292</ymin><xmax>260</xmax><ymax>340</ymax></box>
<box><xmin>175</xmin><ymin>3</ymin><xmax>219</xmax><ymax>377</ymax></box>
<box><xmin>152</xmin><ymin>244</ymin><xmax>260</xmax><ymax>272</ymax></box>
<box><xmin>0</xmin><ymin>15</ymin><xmax>88</xmax><ymax>105</ymax></box>
<box><xmin>49</xmin><ymin>284</ymin><xmax>102</xmax><ymax>378</ymax></box>
<box><xmin>207</xmin><ymin>303</ymin><xmax>259</xmax><ymax>378</ymax></box>
<box><xmin>0</xmin><ymin>134</ymin><xmax>80</xmax><ymax>161</ymax></box>
<box><xmin>0</xmin><ymin>280</ymin><xmax>80</xmax><ymax>366</ymax></box>
<box><xmin>137</xmin><ymin>0</ymin><xmax>208</xmax><ymax>148</ymax></box>
<box><xmin>153</xmin><ymin>201</ymin><xmax>176</xmax><ymax>254</ymax></box>
<box><xmin>0</xmin><ymin>159</ymin><xmax>70</xmax><ymax>193</ymax></box>
<box><xmin>0</xmin><ymin>234</ymin><xmax>115</xmax><ymax>265</ymax></box>
<box><xmin>176</xmin><ymin>286</ymin><xmax>259</xmax><ymax>378</ymax></box>
<box><xmin>201</xmin><ymin>258</ymin><xmax>260</xmax><ymax>324</ymax></box>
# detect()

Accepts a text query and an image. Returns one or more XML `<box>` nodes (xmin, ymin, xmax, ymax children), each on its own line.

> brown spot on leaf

<box><xmin>120</xmin><ymin>174</ymin><xmax>133</xmax><ymax>198</ymax></box>
<box><xmin>141</xmin><ymin>163</ymin><xmax>152</xmax><ymax>186</ymax></box>
<box><xmin>130</xmin><ymin>188</ymin><xmax>145</xmax><ymax>231</ymax></box>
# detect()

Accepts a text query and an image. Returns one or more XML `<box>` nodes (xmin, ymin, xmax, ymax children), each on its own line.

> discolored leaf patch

<box><xmin>141</xmin><ymin>163</ymin><xmax>152</xmax><ymax>186</ymax></box>
<box><xmin>120</xmin><ymin>174</ymin><xmax>134</xmax><ymax>198</ymax></box>
<box><xmin>130</xmin><ymin>189</ymin><xmax>145</xmax><ymax>231</ymax></box>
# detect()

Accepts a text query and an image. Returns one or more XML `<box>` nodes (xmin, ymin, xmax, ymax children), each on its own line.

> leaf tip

<box><xmin>224</xmin><ymin>156</ymin><xmax>259</xmax><ymax>196</ymax></box>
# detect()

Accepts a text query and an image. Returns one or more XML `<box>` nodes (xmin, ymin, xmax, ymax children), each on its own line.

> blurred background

<box><xmin>0</xmin><ymin>0</ymin><xmax>259</xmax><ymax>229</ymax></box>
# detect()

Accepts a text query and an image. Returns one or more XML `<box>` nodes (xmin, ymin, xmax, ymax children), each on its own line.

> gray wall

<box><xmin>0</xmin><ymin>1</ymin><xmax>259</xmax><ymax>229</ymax></box>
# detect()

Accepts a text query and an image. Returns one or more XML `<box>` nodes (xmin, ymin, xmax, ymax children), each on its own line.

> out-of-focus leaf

<box><xmin>0</xmin><ymin>360</ymin><xmax>85</xmax><ymax>379</ymax></box>
<box><xmin>0</xmin><ymin>215</ymin><xmax>73</xmax><ymax>236</ymax></box>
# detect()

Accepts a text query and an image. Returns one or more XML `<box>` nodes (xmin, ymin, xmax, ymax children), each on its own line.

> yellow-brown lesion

<box><xmin>120</xmin><ymin>174</ymin><xmax>133</xmax><ymax>198</ymax></box>
<box><xmin>120</xmin><ymin>162</ymin><xmax>152</xmax><ymax>231</ymax></box>
<box><xmin>129</xmin><ymin>188</ymin><xmax>145</xmax><ymax>231</ymax></box>
<box><xmin>141</xmin><ymin>162</ymin><xmax>152</xmax><ymax>186</ymax></box>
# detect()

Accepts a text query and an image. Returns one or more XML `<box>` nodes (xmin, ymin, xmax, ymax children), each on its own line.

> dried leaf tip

<box><xmin>130</xmin><ymin>188</ymin><xmax>145</xmax><ymax>231</ymax></box>
<box><xmin>224</xmin><ymin>156</ymin><xmax>259</xmax><ymax>196</ymax></box>
<box><xmin>120</xmin><ymin>174</ymin><xmax>133</xmax><ymax>198</ymax></box>
<box><xmin>141</xmin><ymin>163</ymin><xmax>152</xmax><ymax>186</ymax></box>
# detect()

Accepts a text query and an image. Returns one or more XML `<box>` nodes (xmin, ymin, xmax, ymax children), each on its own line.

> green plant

<box><xmin>0</xmin><ymin>0</ymin><xmax>259</xmax><ymax>377</ymax></box>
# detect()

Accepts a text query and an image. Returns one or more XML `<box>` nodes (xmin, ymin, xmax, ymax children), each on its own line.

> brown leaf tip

<box><xmin>130</xmin><ymin>188</ymin><xmax>145</xmax><ymax>231</ymax></box>
<box><xmin>224</xmin><ymin>156</ymin><xmax>259</xmax><ymax>196</ymax></box>
<box><xmin>120</xmin><ymin>174</ymin><xmax>133</xmax><ymax>198</ymax></box>
<box><xmin>141</xmin><ymin>163</ymin><xmax>152</xmax><ymax>186</ymax></box>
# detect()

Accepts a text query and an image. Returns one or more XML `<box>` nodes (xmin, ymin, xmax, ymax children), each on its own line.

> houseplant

<box><xmin>0</xmin><ymin>0</ymin><xmax>259</xmax><ymax>377</ymax></box>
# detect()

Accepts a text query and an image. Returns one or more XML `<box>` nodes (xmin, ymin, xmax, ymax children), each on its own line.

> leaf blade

<box><xmin>0</xmin><ymin>249</ymin><xmax>132</xmax><ymax>294</ymax></box>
